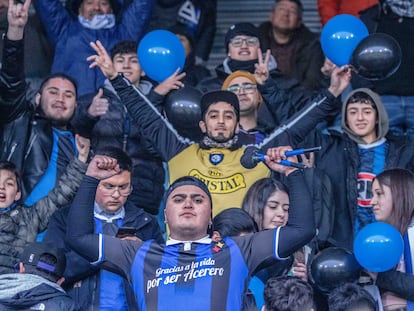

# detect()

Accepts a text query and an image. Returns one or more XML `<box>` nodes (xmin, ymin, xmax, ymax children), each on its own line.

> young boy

<box><xmin>0</xmin><ymin>135</ymin><xmax>89</xmax><ymax>273</ymax></box>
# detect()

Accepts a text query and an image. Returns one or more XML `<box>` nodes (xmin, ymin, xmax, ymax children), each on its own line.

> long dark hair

<box><xmin>241</xmin><ymin>177</ymin><xmax>289</xmax><ymax>231</ymax></box>
<box><xmin>373</xmin><ymin>168</ymin><xmax>414</xmax><ymax>234</ymax></box>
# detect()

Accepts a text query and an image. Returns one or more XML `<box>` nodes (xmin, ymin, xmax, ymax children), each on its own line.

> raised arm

<box><xmin>87</xmin><ymin>40</ymin><xmax>189</xmax><ymax>161</ymax></box>
<box><xmin>0</xmin><ymin>0</ymin><xmax>30</xmax><ymax>119</ymax></box>
<box><xmin>259</xmin><ymin>65</ymin><xmax>351</xmax><ymax>150</ymax></box>
<box><xmin>31</xmin><ymin>135</ymin><xmax>90</xmax><ymax>231</ymax></box>
<box><xmin>66</xmin><ymin>155</ymin><xmax>140</xmax><ymax>279</ymax></box>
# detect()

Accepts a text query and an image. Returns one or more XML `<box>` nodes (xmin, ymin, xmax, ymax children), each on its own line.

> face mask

<box><xmin>78</xmin><ymin>14</ymin><xmax>115</xmax><ymax>30</ymax></box>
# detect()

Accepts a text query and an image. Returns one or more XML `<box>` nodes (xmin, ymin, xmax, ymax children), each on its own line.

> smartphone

<box><xmin>116</xmin><ymin>227</ymin><xmax>138</xmax><ymax>238</ymax></box>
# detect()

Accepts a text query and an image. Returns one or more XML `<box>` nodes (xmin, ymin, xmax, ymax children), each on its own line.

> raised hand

<box><xmin>254</xmin><ymin>48</ymin><xmax>271</xmax><ymax>85</ymax></box>
<box><xmin>88</xmin><ymin>88</ymin><xmax>109</xmax><ymax>117</ymax></box>
<box><xmin>328</xmin><ymin>64</ymin><xmax>352</xmax><ymax>97</ymax></box>
<box><xmin>153</xmin><ymin>68</ymin><xmax>186</xmax><ymax>96</ymax></box>
<box><xmin>86</xmin><ymin>155</ymin><xmax>120</xmax><ymax>180</ymax></box>
<box><xmin>7</xmin><ymin>0</ymin><xmax>31</xmax><ymax>40</ymax></box>
<box><xmin>75</xmin><ymin>134</ymin><xmax>90</xmax><ymax>163</ymax></box>
<box><xmin>87</xmin><ymin>40</ymin><xmax>117</xmax><ymax>79</ymax></box>
<box><xmin>264</xmin><ymin>146</ymin><xmax>298</xmax><ymax>176</ymax></box>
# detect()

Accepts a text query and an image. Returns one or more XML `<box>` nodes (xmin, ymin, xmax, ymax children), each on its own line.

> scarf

<box><xmin>78</xmin><ymin>14</ymin><xmax>115</xmax><ymax>30</ymax></box>
<box><xmin>200</xmin><ymin>134</ymin><xmax>239</xmax><ymax>150</ymax></box>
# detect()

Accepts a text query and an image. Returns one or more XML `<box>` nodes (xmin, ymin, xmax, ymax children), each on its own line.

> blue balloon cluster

<box><xmin>354</xmin><ymin>222</ymin><xmax>404</xmax><ymax>272</ymax></box>
<box><xmin>138</xmin><ymin>30</ymin><xmax>186</xmax><ymax>82</ymax></box>
<box><xmin>321</xmin><ymin>14</ymin><xmax>369</xmax><ymax>66</ymax></box>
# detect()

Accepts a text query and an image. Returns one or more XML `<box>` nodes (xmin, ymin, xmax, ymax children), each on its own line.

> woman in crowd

<box><xmin>369</xmin><ymin>168</ymin><xmax>414</xmax><ymax>311</ymax></box>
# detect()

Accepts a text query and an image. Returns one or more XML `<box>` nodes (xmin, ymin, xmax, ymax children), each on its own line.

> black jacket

<box><xmin>258</xmin><ymin>22</ymin><xmax>325</xmax><ymax>91</ymax></box>
<box><xmin>43</xmin><ymin>202</ymin><xmax>163</xmax><ymax>310</ymax></box>
<box><xmin>0</xmin><ymin>281</ymin><xmax>74</xmax><ymax>311</ymax></box>
<box><xmin>301</xmin><ymin>130</ymin><xmax>414</xmax><ymax>249</ymax></box>
<box><xmin>196</xmin><ymin>55</ymin><xmax>317</xmax><ymax>132</ymax></box>
<box><xmin>72</xmin><ymin>81</ymin><xmax>166</xmax><ymax>215</ymax></box>
<box><xmin>0</xmin><ymin>37</ymin><xmax>80</xmax><ymax>202</ymax></box>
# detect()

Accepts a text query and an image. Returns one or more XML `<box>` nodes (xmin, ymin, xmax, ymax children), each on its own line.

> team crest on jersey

<box><xmin>209</xmin><ymin>153</ymin><xmax>224</xmax><ymax>165</ymax></box>
<box><xmin>357</xmin><ymin>172</ymin><xmax>375</xmax><ymax>207</ymax></box>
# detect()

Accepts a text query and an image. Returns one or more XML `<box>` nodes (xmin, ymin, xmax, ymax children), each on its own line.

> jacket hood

<box><xmin>341</xmin><ymin>88</ymin><xmax>389</xmax><ymax>144</ymax></box>
<box><xmin>0</xmin><ymin>274</ymin><xmax>64</xmax><ymax>306</ymax></box>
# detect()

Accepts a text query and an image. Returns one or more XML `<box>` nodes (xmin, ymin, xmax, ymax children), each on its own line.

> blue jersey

<box><xmin>98</xmin><ymin>229</ymin><xmax>282</xmax><ymax>311</ymax></box>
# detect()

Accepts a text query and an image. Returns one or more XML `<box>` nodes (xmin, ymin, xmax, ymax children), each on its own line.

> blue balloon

<box><xmin>354</xmin><ymin>222</ymin><xmax>404</xmax><ymax>272</ymax></box>
<box><xmin>321</xmin><ymin>14</ymin><xmax>369</xmax><ymax>66</ymax></box>
<box><xmin>138</xmin><ymin>30</ymin><xmax>185</xmax><ymax>82</ymax></box>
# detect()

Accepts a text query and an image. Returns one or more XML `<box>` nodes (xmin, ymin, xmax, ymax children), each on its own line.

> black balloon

<box><xmin>351</xmin><ymin>33</ymin><xmax>402</xmax><ymax>80</ymax></box>
<box><xmin>165</xmin><ymin>86</ymin><xmax>203</xmax><ymax>141</ymax></box>
<box><xmin>309</xmin><ymin>247</ymin><xmax>361</xmax><ymax>294</ymax></box>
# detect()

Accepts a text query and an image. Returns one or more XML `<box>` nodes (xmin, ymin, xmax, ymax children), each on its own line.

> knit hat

<box><xmin>200</xmin><ymin>90</ymin><xmax>240</xmax><ymax>121</ymax></box>
<box><xmin>20</xmin><ymin>242</ymin><xmax>66</xmax><ymax>277</ymax></box>
<box><xmin>224</xmin><ymin>22</ymin><xmax>261</xmax><ymax>51</ymax></box>
<box><xmin>221</xmin><ymin>71</ymin><xmax>263</xmax><ymax>104</ymax></box>
<box><xmin>166</xmin><ymin>176</ymin><xmax>212</xmax><ymax>208</ymax></box>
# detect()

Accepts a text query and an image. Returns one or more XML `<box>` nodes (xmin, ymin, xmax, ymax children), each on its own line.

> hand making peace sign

<box><xmin>254</xmin><ymin>48</ymin><xmax>271</xmax><ymax>85</ymax></box>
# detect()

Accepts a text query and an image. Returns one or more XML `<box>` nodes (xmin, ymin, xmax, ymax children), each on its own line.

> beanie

<box><xmin>221</xmin><ymin>70</ymin><xmax>263</xmax><ymax>104</ymax></box>
<box><xmin>166</xmin><ymin>176</ymin><xmax>212</xmax><ymax>209</ymax></box>
<box><xmin>200</xmin><ymin>90</ymin><xmax>240</xmax><ymax>121</ymax></box>
<box><xmin>224</xmin><ymin>22</ymin><xmax>261</xmax><ymax>52</ymax></box>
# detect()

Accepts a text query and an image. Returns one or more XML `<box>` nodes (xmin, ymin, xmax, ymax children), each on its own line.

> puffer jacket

<box><xmin>34</xmin><ymin>0</ymin><xmax>153</xmax><ymax>97</ymax></box>
<box><xmin>0</xmin><ymin>158</ymin><xmax>87</xmax><ymax>274</ymax></box>
<box><xmin>0</xmin><ymin>274</ymin><xmax>75</xmax><ymax>311</ymax></box>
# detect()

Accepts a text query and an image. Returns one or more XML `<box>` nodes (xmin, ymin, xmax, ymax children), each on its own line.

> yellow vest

<box><xmin>168</xmin><ymin>144</ymin><xmax>270</xmax><ymax>216</ymax></box>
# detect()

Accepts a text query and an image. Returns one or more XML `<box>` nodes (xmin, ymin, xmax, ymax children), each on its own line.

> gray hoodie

<box><xmin>341</xmin><ymin>88</ymin><xmax>389</xmax><ymax>145</ymax></box>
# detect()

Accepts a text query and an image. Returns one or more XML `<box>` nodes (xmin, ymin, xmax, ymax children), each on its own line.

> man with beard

<box><xmin>87</xmin><ymin>39</ymin><xmax>351</xmax><ymax>216</ymax></box>
<box><xmin>0</xmin><ymin>0</ymin><xmax>82</xmax><ymax>205</ymax></box>
<box><xmin>258</xmin><ymin>0</ymin><xmax>325</xmax><ymax>91</ymax></box>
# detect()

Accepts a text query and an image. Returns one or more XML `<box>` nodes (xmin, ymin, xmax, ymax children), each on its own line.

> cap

<box><xmin>166</xmin><ymin>176</ymin><xmax>212</xmax><ymax>208</ymax></box>
<box><xmin>200</xmin><ymin>90</ymin><xmax>240</xmax><ymax>121</ymax></box>
<box><xmin>222</xmin><ymin>71</ymin><xmax>263</xmax><ymax>105</ymax></box>
<box><xmin>20</xmin><ymin>242</ymin><xmax>66</xmax><ymax>277</ymax></box>
<box><xmin>224</xmin><ymin>22</ymin><xmax>261</xmax><ymax>50</ymax></box>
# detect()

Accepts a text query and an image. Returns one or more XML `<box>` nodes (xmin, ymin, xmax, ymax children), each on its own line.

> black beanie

<box><xmin>200</xmin><ymin>90</ymin><xmax>240</xmax><ymax>121</ymax></box>
<box><xmin>224</xmin><ymin>22</ymin><xmax>261</xmax><ymax>51</ymax></box>
<box><xmin>166</xmin><ymin>176</ymin><xmax>212</xmax><ymax>208</ymax></box>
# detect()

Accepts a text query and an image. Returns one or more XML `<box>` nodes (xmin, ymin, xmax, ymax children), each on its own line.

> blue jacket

<box><xmin>34</xmin><ymin>0</ymin><xmax>153</xmax><ymax>97</ymax></box>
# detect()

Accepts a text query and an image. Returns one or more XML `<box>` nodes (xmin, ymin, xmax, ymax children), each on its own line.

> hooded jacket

<box><xmin>33</xmin><ymin>0</ymin><xmax>153</xmax><ymax>97</ymax></box>
<box><xmin>0</xmin><ymin>274</ymin><xmax>74</xmax><ymax>311</ymax></box>
<box><xmin>301</xmin><ymin>88</ymin><xmax>414</xmax><ymax>249</ymax></box>
<box><xmin>341</xmin><ymin>88</ymin><xmax>389</xmax><ymax>144</ymax></box>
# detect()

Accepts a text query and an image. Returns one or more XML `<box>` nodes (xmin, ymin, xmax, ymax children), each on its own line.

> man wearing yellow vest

<box><xmin>87</xmin><ymin>40</ymin><xmax>351</xmax><ymax>216</ymax></box>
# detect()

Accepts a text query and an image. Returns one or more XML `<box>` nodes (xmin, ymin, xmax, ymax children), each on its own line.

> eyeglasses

<box><xmin>229</xmin><ymin>37</ymin><xmax>259</xmax><ymax>47</ymax></box>
<box><xmin>99</xmin><ymin>183</ymin><xmax>132</xmax><ymax>197</ymax></box>
<box><xmin>227</xmin><ymin>83</ymin><xmax>257</xmax><ymax>94</ymax></box>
